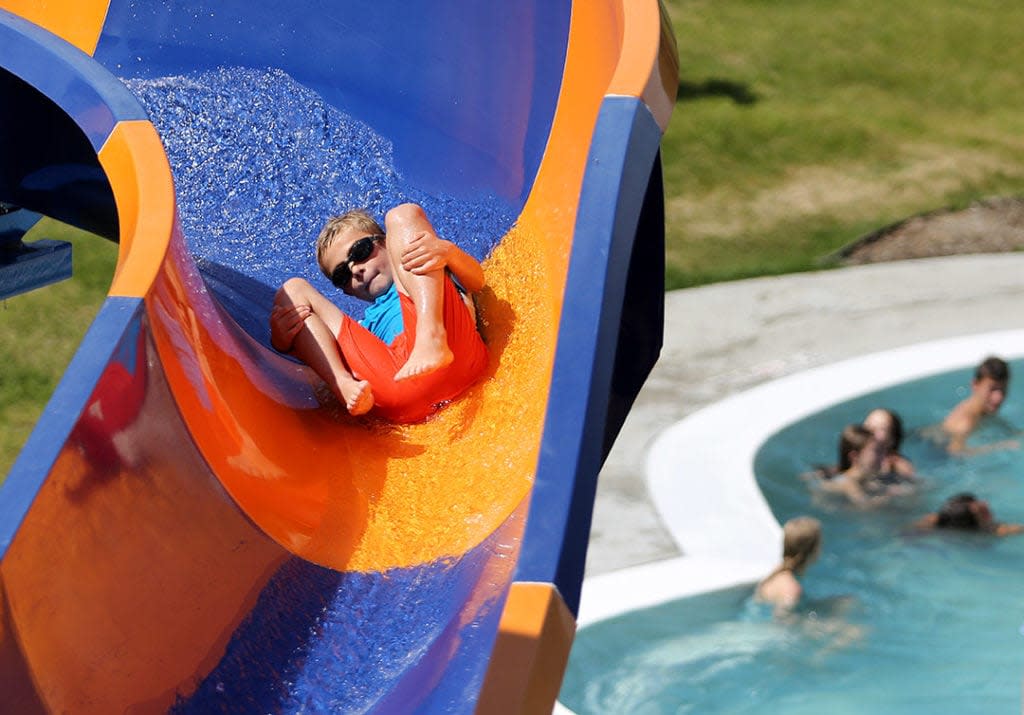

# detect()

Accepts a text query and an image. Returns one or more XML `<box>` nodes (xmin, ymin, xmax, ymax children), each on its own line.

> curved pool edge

<box><xmin>572</xmin><ymin>328</ymin><xmax>1024</xmax><ymax>633</ymax></box>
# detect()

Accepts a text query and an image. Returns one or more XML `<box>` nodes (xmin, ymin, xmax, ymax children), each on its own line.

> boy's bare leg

<box><xmin>385</xmin><ymin>204</ymin><xmax>453</xmax><ymax>381</ymax></box>
<box><xmin>291</xmin><ymin>315</ymin><xmax>374</xmax><ymax>414</ymax></box>
<box><xmin>273</xmin><ymin>279</ymin><xmax>374</xmax><ymax>415</ymax></box>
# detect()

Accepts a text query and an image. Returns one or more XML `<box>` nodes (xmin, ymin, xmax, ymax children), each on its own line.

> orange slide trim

<box><xmin>510</xmin><ymin>0</ymin><xmax>625</xmax><ymax>324</ymax></box>
<box><xmin>607</xmin><ymin>0</ymin><xmax>679</xmax><ymax>131</ymax></box>
<box><xmin>0</xmin><ymin>0</ymin><xmax>111</xmax><ymax>55</ymax></box>
<box><xmin>475</xmin><ymin>582</ymin><xmax>576</xmax><ymax>714</ymax></box>
<box><xmin>99</xmin><ymin>120</ymin><xmax>177</xmax><ymax>299</ymax></box>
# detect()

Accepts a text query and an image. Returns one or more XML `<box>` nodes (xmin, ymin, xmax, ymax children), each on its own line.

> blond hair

<box><xmin>314</xmin><ymin>209</ymin><xmax>384</xmax><ymax>277</ymax></box>
<box><xmin>780</xmin><ymin>516</ymin><xmax>822</xmax><ymax>573</ymax></box>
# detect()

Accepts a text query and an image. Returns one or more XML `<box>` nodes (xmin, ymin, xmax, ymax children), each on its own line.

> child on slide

<box><xmin>270</xmin><ymin>203</ymin><xmax>487</xmax><ymax>423</ymax></box>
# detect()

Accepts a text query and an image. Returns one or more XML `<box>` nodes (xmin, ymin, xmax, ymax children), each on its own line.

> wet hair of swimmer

<box><xmin>975</xmin><ymin>356</ymin><xmax>1010</xmax><ymax>384</ymax></box>
<box><xmin>883</xmin><ymin>409</ymin><xmax>904</xmax><ymax>451</ymax></box>
<box><xmin>936</xmin><ymin>493</ymin><xmax>984</xmax><ymax>530</ymax></box>
<box><xmin>837</xmin><ymin>424</ymin><xmax>873</xmax><ymax>471</ymax></box>
<box><xmin>781</xmin><ymin>516</ymin><xmax>822</xmax><ymax>573</ymax></box>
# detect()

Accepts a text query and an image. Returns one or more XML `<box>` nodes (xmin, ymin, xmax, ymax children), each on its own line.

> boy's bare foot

<box><xmin>337</xmin><ymin>378</ymin><xmax>374</xmax><ymax>415</ymax></box>
<box><xmin>394</xmin><ymin>331</ymin><xmax>453</xmax><ymax>381</ymax></box>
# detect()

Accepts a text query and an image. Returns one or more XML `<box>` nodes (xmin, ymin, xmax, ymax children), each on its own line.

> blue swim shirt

<box><xmin>360</xmin><ymin>282</ymin><xmax>403</xmax><ymax>344</ymax></box>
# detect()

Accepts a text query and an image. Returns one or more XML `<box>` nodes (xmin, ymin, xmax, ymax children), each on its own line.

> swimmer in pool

<box><xmin>912</xmin><ymin>492</ymin><xmax>1024</xmax><ymax>536</ymax></box>
<box><xmin>270</xmin><ymin>203</ymin><xmax>488</xmax><ymax>423</ymax></box>
<box><xmin>804</xmin><ymin>408</ymin><xmax>917</xmax><ymax>485</ymax></box>
<box><xmin>863</xmin><ymin>408</ymin><xmax>916</xmax><ymax>480</ymax></box>
<box><xmin>812</xmin><ymin>425</ymin><xmax>897</xmax><ymax>508</ymax></box>
<box><xmin>756</xmin><ymin>516</ymin><xmax>822</xmax><ymax>613</ymax></box>
<box><xmin>927</xmin><ymin>356</ymin><xmax>1019</xmax><ymax>455</ymax></box>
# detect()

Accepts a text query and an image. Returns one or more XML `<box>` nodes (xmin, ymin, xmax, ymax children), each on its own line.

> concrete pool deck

<box><xmin>586</xmin><ymin>252</ymin><xmax>1024</xmax><ymax>579</ymax></box>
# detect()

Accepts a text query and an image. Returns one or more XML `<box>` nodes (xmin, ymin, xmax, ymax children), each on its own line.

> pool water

<box><xmin>561</xmin><ymin>360</ymin><xmax>1024</xmax><ymax>714</ymax></box>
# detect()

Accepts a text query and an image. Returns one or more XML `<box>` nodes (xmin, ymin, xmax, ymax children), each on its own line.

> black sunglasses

<box><xmin>330</xmin><ymin>235</ymin><xmax>383</xmax><ymax>288</ymax></box>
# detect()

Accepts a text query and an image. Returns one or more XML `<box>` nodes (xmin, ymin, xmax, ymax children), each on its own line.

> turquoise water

<box><xmin>561</xmin><ymin>360</ymin><xmax>1024</xmax><ymax>714</ymax></box>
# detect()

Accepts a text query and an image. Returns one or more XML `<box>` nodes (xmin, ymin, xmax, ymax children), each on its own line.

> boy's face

<box><xmin>321</xmin><ymin>227</ymin><xmax>392</xmax><ymax>301</ymax></box>
<box><xmin>972</xmin><ymin>376</ymin><xmax>1008</xmax><ymax>414</ymax></box>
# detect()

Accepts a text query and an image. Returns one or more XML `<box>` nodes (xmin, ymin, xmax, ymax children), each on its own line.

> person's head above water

<box><xmin>975</xmin><ymin>356</ymin><xmax>1010</xmax><ymax>383</ymax></box>
<box><xmin>315</xmin><ymin>209</ymin><xmax>391</xmax><ymax>301</ymax></box>
<box><xmin>935</xmin><ymin>492</ymin><xmax>994</xmax><ymax>531</ymax></box>
<box><xmin>914</xmin><ymin>492</ymin><xmax>1024</xmax><ymax>537</ymax></box>
<box><xmin>837</xmin><ymin>424</ymin><xmax>884</xmax><ymax>473</ymax></box>
<box><xmin>780</xmin><ymin>516</ymin><xmax>822</xmax><ymax>574</ymax></box>
<box><xmin>864</xmin><ymin>408</ymin><xmax>904</xmax><ymax>452</ymax></box>
<box><xmin>972</xmin><ymin>356</ymin><xmax>1010</xmax><ymax>415</ymax></box>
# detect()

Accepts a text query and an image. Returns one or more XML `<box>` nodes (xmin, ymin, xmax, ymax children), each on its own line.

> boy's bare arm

<box><xmin>912</xmin><ymin>513</ymin><xmax>938</xmax><ymax>531</ymax></box>
<box><xmin>957</xmin><ymin>438</ymin><xmax>1021</xmax><ymax>457</ymax></box>
<box><xmin>401</xmin><ymin>231</ymin><xmax>485</xmax><ymax>293</ymax></box>
<box><xmin>945</xmin><ymin>430</ymin><xmax>968</xmax><ymax>455</ymax></box>
<box><xmin>941</xmin><ymin>405</ymin><xmax>1020</xmax><ymax>455</ymax></box>
<box><xmin>443</xmin><ymin>243</ymin><xmax>485</xmax><ymax>293</ymax></box>
<box><xmin>941</xmin><ymin>404</ymin><xmax>975</xmax><ymax>454</ymax></box>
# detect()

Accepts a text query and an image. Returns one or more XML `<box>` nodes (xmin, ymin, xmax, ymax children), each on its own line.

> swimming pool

<box><xmin>560</xmin><ymin>331</ymin><xmax>1024</xmax><ymax>714</ymax></box>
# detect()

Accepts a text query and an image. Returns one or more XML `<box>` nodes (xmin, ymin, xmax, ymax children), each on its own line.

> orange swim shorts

<box><xmin>336</xmin><ymin>277</ymin><xmax>488</xmax><ymax>423</ymax></box>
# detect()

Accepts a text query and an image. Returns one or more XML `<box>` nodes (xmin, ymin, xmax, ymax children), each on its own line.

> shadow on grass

<box><xmin>677</xmin><ymin>78</ymin><xmax>758</xmax><ymax>106</ymax></box>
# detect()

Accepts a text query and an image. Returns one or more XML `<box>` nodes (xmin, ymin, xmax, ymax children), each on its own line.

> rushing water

<box><xmin>561</xmin><ymin>360</ymin><xmax>1024</xmax><ymax>714</ymax></box>
<box><xmin>125</xmin><ymin>66</ymin><xmax>516</xmax><ymax>344</ymax></box>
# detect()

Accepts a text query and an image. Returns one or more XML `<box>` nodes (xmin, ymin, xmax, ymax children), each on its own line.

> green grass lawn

<box><xmin>0</xmin><ymin>222</ymin><xmax>117</xmax><ymax>477</ymax></box>
<box><xmin>662</xmin><ymin>0</ymin><xmax>1024</xmax><ymax>287</ymax></box>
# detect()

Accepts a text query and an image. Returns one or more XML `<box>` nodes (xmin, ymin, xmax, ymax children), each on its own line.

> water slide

<box><xmin>0</xmin><ymin>2</ymin><xmax>677</xmax><ymax>712</ymax></box>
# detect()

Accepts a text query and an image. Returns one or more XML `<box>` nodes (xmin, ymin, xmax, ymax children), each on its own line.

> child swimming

<box><xmin>927</xmin><ymin>356</ymin><xmax>1019</xmax><ymax>455</ymax></box>
<box><xmin>863</xmin><ymin>408</ymin><xmax>915</xmax><ymax>479</ymax></box>
<box><xmin>802</xmin><ymin>408</ymin><xmax>916</xmax><ymax>489</ymax></box>
<box><xmin>811</xmin><ymin>425</ymin><xmax>898</xmax><ymax>508</ymax></box>
<box><xmin>755</xmin><ymin>516</ymin><xmax>823</xmax><ymax>613</ymax></box>
<box><xmin>912</xmin><ymin>493</ymin><xmax>1024</xmax><ymax>536</ymax></box>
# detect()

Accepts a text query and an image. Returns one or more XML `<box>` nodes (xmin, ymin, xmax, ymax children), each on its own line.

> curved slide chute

<box><xmin>0</xmin><ymin>2</ymin><xmax>677</xmax><ymax>712</ymax></box>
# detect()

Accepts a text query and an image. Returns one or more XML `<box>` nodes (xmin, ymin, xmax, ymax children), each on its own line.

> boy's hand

<box><xmin>270</xmin><ymin>304</ymin><xmax>311</xmax><ymax>352</ymax></box>
<box><xmin>401</xmin><ymin>231</ymin><xmax>452</xmax><ymax>275</ymax></box>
